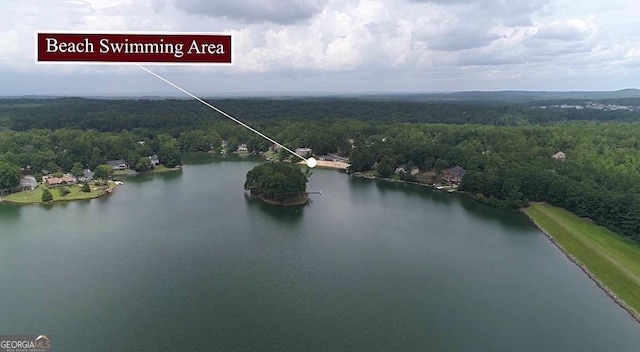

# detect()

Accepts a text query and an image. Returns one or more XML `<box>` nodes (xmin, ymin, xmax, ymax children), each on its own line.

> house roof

<box><xmin>395</xmin><ymin>165</ymin><xmax>407</xmax><ymax>173</ymax></box>
<box><xmin>106</xmin><ymin>159</ymin><xmax>126</xmax><ymax>167</ymax></box>
<box><xmin>552</xmin><ymin>151</ymin><xmax>566</xmax><ymax>159</ymax></box>
<box><xmin>20</xmin><ymin>176</ymin><xmax>37</xmax><ymax>187</ymax></box>
<box><xmin>445</xmin><ymin>165</ymin><xmax>466</xmax><ymax>176</ymax></box>
<box><xmin>45</xmin><ymin>175</ymin><xmax>75</xmax><ymax>185</ymax></box>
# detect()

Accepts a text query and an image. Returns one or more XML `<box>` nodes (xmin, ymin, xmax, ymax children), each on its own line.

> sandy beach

<box><xmin>298</xmin><ymin>160</ymin><xmax>350</xmax><ymax>170</ymax></box>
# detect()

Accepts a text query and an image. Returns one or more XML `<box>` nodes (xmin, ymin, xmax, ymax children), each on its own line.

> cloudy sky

<box><xmin>1</xmin><ymin>0</ymin><xmax>639</xmax><ymax>96</ymax></box>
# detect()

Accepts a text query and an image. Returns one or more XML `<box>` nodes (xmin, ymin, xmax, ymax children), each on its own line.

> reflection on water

<box><xmin>0</xmin><ymin>203</ymin><xmax>21</xmax><ymax>224</ymax></box>
<box><xmin>243</xmin><ymin>192</ymin><xmax>305</xmax><ymax>223</ymax></box>
<box><xmin>1</xmin><ymin>161</ymin><xmax>639</xmax><ymax>352</ymax></box>
<box><xmin>184</xmin><ymin>152</ymin><xmax>264</xmax><ymax>165</ymax></box>
<box><xmin>359</xmin><ymin>176</ymin><xmax>533</xmax><ymax>231</ymax></box>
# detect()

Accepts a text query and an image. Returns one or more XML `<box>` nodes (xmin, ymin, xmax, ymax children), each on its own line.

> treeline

<box><xmin>343</xmin><ymin>123</ymin><xmax>640</xmax><ymax>243</ymax></box>
<box><xmin>1</xmin><ymin>98</ymin><xmax>640</xmax><ymax>243</ymax></box>
<box><xmin>0</xmin><ymin>129</ymin><xmax>182</xmax><ymax>180</ymax></box>
<box><xmin>2</xmin><ymin>97</ymin><xmax>640</xmax><ymax>132</ymax></box>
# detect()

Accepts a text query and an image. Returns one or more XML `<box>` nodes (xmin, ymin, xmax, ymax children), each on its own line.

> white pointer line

<box><xmin>137</xmin><ymin>65</ymin><xmax>308</xmax><ymax>162</ymax></box>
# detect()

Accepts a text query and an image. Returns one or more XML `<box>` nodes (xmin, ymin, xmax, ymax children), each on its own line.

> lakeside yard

<box><xmin>525</xmin><ymin>203</ymin><xmax>640</xmax><ymax>320</ymax></box>
<box><xmin>1</xmin><ymin>183</ymin><xmax>117</xmax><ymax>204</ymax></box>
<box><xmin>112</xmin><ymin>165</ymin><xmax>181</xmax><ymax>176</ymax></box>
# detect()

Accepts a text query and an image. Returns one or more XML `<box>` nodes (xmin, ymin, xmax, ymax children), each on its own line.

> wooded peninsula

<box><xmin>1</xmin><ymin>94</ymin><xmax>639</xmax><ymax>244</ymax></box>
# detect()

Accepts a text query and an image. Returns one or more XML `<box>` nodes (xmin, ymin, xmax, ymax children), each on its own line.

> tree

<box><xmin>82</xmin><ymin>182</ymin><xmax>91</xmax><ymax>193</ymax></box>
<box><xmin>0</xmin><ymin>162</ymin><xmax>20</xmax><ymax>190</ymax></box>
<box><xmin>59</xmin><ymin>186</ymin><xmax>70</xmax><ymax>197</ymax></box>
<box><xmin>46</xmin><ymin>161</ymin><xmax>58</xmax><ymax>174</ymax></box>
<box><xmin>376</xmin><ymin>160</ymin><xmax>394</xmax><ymax>178</ymax></box>
<box><xmin>94</xmin><ymin>164</ymin><xmax>113</xmax><ymax>181</ymax></box>
<box><xmin>134</xmin><ymin>157</ymin><xmax>152</xmax><ymax>172</ymax></box>
<box><xmin>71</xmin><ymin>162</ymin><xmax>84</xmax><ymax>177</ymax></box>
<box><xmin>349</xmin><ymin>148</ymin><xmax>375</xmax><ymax>172</ymax></box>
<box><xmin>42</xmin><ymin>188</ymin><xmax>53</xmax><ymax>202</ymax></box>
<box><xmin>157</xmin><ymin>134</ymin><xmax>182</xmax><ymax>168</ymax></box>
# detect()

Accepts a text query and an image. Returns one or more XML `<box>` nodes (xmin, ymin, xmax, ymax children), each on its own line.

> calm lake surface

<box><xmin>1</xmin><ymin>160</ymin><xmax>639</xmax><ymax>351</ymax></box>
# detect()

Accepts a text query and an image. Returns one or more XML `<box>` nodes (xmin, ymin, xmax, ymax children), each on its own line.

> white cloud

<box><xmin>0</xmin><ymin>0</ymin><xmax>640</xmax><ymax>94</ymax></box>
<box><xmin>171</xmin><ymin>0</ymin><xmax>328</xmax><ymax>25</ymax></box>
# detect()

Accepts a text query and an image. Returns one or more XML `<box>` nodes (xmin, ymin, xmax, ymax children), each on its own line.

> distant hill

<box><xmin>345</xmin><ymin>89</ymin><xmax>640</xmax><ymax>103</ymax></box>
<box><xmin>4</xmin><ymin>89</ymin><xmax>640</xmax><ymax>103</ymax></box>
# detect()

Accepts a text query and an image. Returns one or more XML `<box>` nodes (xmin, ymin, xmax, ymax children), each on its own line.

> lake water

<box><xmin>1</xmin><ymin>160</ymin><xmax>639</xmax><ymax>351</ymax></box>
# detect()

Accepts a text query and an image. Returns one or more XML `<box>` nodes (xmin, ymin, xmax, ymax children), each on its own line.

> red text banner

<box><xmin>36</xmin><ymin>32</ymin><xmax>232</xmax><ymax>64</ymax></box>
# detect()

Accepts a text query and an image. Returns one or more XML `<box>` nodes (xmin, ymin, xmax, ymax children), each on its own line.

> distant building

<box><xmin>552</xmin><ymin>151</ymin><xmax>566</xmax><ymax>161</ymax></box>
<box><xmin>395</xmin><ymin>164</ymin><xmax>419</xmax><ymax>175</ymax></box>
<box><xmin>44</xmin><ymin>174</ymin><xmax>76</xmax><ymax>188</ymax></box>
<box><xmin>395</xmin><ymin>164</ymin><xmax>407</xmax><ymax>174</ymax></box>
<box><xmin>295</xmin><ymin>148</ymin><xmax>312</xmax><ymax>157</ymax></box>
<box><xmin>106</xmin><ymin>159</ymin><xmax>127</xmax><ymax>170</ymax></box>
<box><xmin>237</xmin><ymin>144</ymin><xmax>249</xmax><ymax>152</ymax></box>
<box><xmin>18</xmin><ymin>176</ymin><xmax>37</xmax><ymax>191</ymax></box>
<box><xmin>148</xmin><ymin>154</ymin><xmax>160</xmax><ymax>166</ymax></box>
<box><xmin>269</xmin><ymin>144</ymin><xmax>283</xmax><ymax>153</ymax></box>
<box><xmin>443</xmin><ymin>166</ymin><xmax>466</xmax><ymax>184</ymax></box>
<box><xmin>318</xmin><ymin>154</ymin><xmax>349</xmax><ymax>163</ymax></box>
<box><xmin>77</xmin><ymin>169</ymin><xmax>94</xmax><ymax>183</ymax></box>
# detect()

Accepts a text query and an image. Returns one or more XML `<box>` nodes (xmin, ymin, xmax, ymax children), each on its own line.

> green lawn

<box><xmin>525</xmin><ymin>203</ymin><xmax>640</xmax><ymax>315</ymax></box>
<box><xmin>147</xmin><ymin>165</ymin><xmax>181</xmax><ymax>173</ymax></box>
<box><xmin>112</xmin><ymin>169</ymin><xmax>130</xmax><ymax>176</ymax></box>
<box><xmin>2</xmin><ymin>183</ymin><xmax>115</xmax><ymax>203</ymax></box>
<box><xmin>113</xmin><ymin>165</ymin><xmax>181</xmax><ymax>176</ymax></box>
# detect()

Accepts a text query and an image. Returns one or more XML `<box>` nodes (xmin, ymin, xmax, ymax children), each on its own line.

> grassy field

<box><xmin>148</xmin><ymin>165</ymin><xmax>181</xmax><ymax>173</ymax></box>
<box><xmin>1</xmin><ymin>183</ymin><xmax>116</xmax><ymax>204</ymax></box>
<box><xmin>113</xmin><ymin>165</ymin><xmax>181</xmax><ymax>176</ymax></box>
<box><xmin>525</xmin><ymin>203</ymin><xmax>640</xmax><ymax>317</ymax></box>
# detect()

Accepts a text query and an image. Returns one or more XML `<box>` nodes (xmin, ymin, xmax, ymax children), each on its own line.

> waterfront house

<box><xmin>18</xmin><ymin>176</ymin><xmax>37</xmax><ymax>191</ymax></box>
<box><xmin>395</xmin><ymin>165</ymin><xmax>407</xmax><ymax>174</ymax></box>
<box><xmin>237</xmin><ymin>144</ymin><xmax>249</xmax><ymax>152</ymax></box>
<box><xmin>45</xmin><ymin>174</ymin><xmax>76</xmax><ymax>188</ymax></box>
<box><xmin>269</xmin><ymin>144</ymin><xmax>283</xmax><ymax>153</ymax></box>
<box><xmin>148</xmin><ymin>154</ymin><xmax>160</xmax><ymax>166</ymax></box>
<box><xmin>443</xmin><ymin>166</ymin><xmax>466</xmax><ymax>184</ymax></box>
<box><xmin>295</xmin><ymin>148</ymin><xmax>313</xmax><ymax>157</ymax></box>
<box><xmin>77</xmin><ymin>169</ymin><xmax>94</xmax><ymax>183</ymax></box>
<box><xmin>106</xmin><ymin>159</ymin><xmax>127</xmax><ymax>170</ymax></box>
<box><xmin>409</xmin><ymin>165</ymin><xmax>420</xmax><ymax>176</ymax></box>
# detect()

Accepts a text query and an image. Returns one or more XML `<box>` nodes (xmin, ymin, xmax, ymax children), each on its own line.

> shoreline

<box><xmin>0</xmin><ymin>183</ymin><xmax>120</xmax><ymax>205</ymax></box>
<box><xmin>522</xmin><ymin>207</ymin><xmax>640</xmax><ymax>324</ymax></box>
<box><xmin>1</xmin><ymin>166</ymin><xmax>181</xmax><ymax>205</ymax></box>
<box><xmin>297</xmin><ymin>160</ymin><xmax>349</xmax><ymax>170</ymax></box>
<box><xmin>351</xmin><ymin>172</ymin><xmax>457</xmax><ymax>191</ymax></box>
<box><xmin>351</xmin><ymin>169</ymin><xmax>640</xmax><ymax>324</ymax></box>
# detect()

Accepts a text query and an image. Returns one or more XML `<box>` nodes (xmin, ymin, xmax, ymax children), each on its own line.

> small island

<box><xmin>244</xmin><ymin>162</ymin><xmax>309</xmax><ymax>206</ymax></box>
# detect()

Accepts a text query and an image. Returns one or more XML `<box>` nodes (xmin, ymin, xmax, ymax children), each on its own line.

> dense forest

<box><xmin>1</xmin><ymin>97</ymin><xmax>640</xmax><ymax>242</ymax></box>
<box><xmin>244</xmin><ymin>162</ymin><xmax>308</xmax><ymax>204</ymax></box>
<box><xmin>2</xmin><ymin>96</ymin><xmax>640</xmax><ymax>131</ymax></box>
